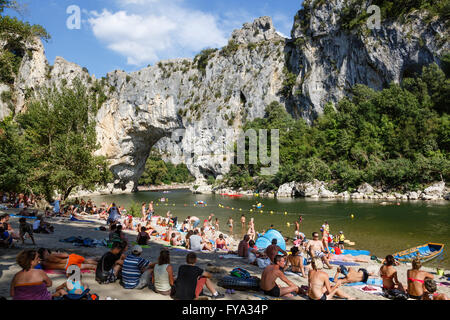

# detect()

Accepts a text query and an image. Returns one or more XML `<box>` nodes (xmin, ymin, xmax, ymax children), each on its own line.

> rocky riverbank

<box><xmin>191</xmin><ymin>180</ymin><xmax>450</xmax><ymax>201</ymax></box>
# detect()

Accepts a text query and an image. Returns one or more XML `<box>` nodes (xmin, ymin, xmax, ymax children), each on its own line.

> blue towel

<box><xmin>329</xmin><ymin>277</ymin><xmax>383</xmax><ymax>286</ymax></box>
<box><xmin>330</xmin><ymin>261</ymin><xmax>360</xmax><ymax>266</ymax></box>
<box><xmin>341</xmin><ymin>249</ymin><xmax>370</xmax><ymax>256</ymax></box>
<box><xmin>10</xmin><ymin>214</ymin><xmax>37</xmax><ymax>220</ymax></box>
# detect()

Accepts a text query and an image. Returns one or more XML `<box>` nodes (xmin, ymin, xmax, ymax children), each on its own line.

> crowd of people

<box><xmin>1</xmin><ymin>194</ymin><xmax>448</xmax><ymax>301</ymax></box>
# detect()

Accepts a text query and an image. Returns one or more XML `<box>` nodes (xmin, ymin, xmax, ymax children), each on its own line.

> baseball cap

<box><xmin>132</xmin><ymin>245</ymin><xmax>143</xmax><ymax>254</ymax></box>
<box><xmin>339</xmin><ymin>231</ymin><xmax>343</xmax><ymax>234</ymax></box>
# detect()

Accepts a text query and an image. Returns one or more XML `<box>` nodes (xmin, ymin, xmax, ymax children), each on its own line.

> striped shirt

<box><xmin>122</xmin><ymin>254</ymin><xmax>150</xmax><ymax>289</ymax></box>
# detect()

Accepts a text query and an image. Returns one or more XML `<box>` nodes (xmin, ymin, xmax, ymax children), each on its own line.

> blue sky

<box><xmin>6</xmin><ymin>0</ymin><xmax>304</xmax><ymax>78</ymax></box>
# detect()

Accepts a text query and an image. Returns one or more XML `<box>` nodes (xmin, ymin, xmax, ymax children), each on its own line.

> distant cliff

<box><xmin>1</xmin><ymin>0</ymin><xmax>448</xmax><ymax>194</ymax></box>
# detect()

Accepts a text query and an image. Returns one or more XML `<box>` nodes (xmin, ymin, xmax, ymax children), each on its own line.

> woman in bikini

<box><xmin>285</xmin><ymin>246</ymin><xmax>307</xmax><ymax>278</ymax></box>
<box><xmin>37</xmin><ymin>248</ymin><xmax>98</xmax><ymax>271</ymax></box>
<box><xmin>379</xmin><ymin>255</ymin><xmax>405</xmax><ymax>293</ymax></box>
<box><xmin>407</xmin><ymin>258</ymin><xmax>434</xmax><ymax>299</ymax></box>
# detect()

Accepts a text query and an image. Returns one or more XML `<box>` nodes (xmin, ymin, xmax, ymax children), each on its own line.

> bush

<box><xmin>127</xmin><ymin>202</ymin><xmax>141</xmax><ymax>218</ymax></box>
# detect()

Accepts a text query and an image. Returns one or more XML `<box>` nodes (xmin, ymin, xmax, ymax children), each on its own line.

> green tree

<box><xmin>15</xmin><ymin>79</ymin><xmax>112</xmax><ymax>200</ymax></box>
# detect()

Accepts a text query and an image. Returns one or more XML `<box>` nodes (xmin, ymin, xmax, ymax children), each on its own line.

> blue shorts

<box><xmin>193</xmin><ymin>220</ymin><xmax>200</xmax><ymax>228</ymax></box>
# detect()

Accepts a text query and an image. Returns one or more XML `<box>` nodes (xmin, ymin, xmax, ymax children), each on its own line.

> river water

<box><xmin>86</xmin><ymin>189</ymin><xmax>450</xmax><ymax>268</ymax></box>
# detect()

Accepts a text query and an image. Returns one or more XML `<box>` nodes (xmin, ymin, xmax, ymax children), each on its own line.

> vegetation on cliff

<box><xmin>222</xmin><ymin>61</ymin><xmax>450</xmax><ymax>192</ymax></box>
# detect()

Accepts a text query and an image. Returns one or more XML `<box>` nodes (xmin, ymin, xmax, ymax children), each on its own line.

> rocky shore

<box><xmin>191</xmin><ymin>181</ymin><xmax>450</xmax><ymax>201</ymax></box>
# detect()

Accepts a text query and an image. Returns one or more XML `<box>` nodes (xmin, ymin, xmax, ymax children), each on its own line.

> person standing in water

<box><xmin>227</xmin><ymin>217</ymin><xmax>233</xmax><ymax>235</ymax></box>
<box><xmin>240</xmin><ymin>215</ymin><xmax>246</xmax><ymax>230</ymax></box>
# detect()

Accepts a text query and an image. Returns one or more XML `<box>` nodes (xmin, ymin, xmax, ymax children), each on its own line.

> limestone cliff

<box><xmin>1</xmin><ymin>1</ymin><xmax>448</xmax><ymax>193</ymax></box>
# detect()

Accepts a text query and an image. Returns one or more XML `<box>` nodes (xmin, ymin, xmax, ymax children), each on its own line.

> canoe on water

<box><xmin>392</xmin><ymin>243</ymin><xmax>445</xmax><ymax>263</ymax></box>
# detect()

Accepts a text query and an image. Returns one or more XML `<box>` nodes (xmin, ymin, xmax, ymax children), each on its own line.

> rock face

<box><xmin>1</xmin><ymin>1</ymin><xmax>448</xmax><ymax>192</ymax></box>
<box><xmin>288</xmin><ymin>0</ymin><xmax>449</xmax><ymax>119</ymax></box>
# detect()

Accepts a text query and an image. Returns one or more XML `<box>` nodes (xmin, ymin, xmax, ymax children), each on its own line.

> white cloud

<box><xmin>88</xmin><ymin>1</ymin><xmax>228</xmax><ymax>66</ymax></box>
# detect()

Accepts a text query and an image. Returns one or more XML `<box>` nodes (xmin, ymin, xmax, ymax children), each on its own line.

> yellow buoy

<box><xmin>173</xmin><ymin>204</ymin><xmax>175</xmax><ymax>206</ymax></box>
<box><xmin>270</xmin><ymin>211</ymin><xmax>274</xmax><ymax>214</ymax></box>
<box><xmin>232</xmin><ymin>208</ymin><xmax>234</xmax><ymax>210</ymax></box>
<box><xmin>260</xmin><ymin>210</ymin><xmax>263</xmax><ymax>213</ymax></box>
<box><xmin>156</xmin><ymin>204</ymin><xmax>159</xmax><ymax>206</ymax></box>
<box><xmin>284</xmin><ymin>212</ymin><xmax>287</xmax><ymax>215</ymax></box>
<box><xmin>287</xmin><ymin>222</ymin><xmax>290</xmax><ymax>227</ymax></box>
<box><xmin>239</xmin><ymin>208</ymin><xmax>242</xmax><ymax>211</ymax></box>
<box><xmin>250</xmin><ymin>209</ymin><xmax>253</xmax><ymax>212</ymax></box>
<box><xmin>351</xmin><ymin>214</ymin><xmax>354</xmax><ymax>219</ymax></box>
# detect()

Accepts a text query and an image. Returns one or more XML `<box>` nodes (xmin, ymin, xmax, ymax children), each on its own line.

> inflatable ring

<box><xmin>218</xmin><ymin>276</ymin><xmax>260</xmax><ymax>291</ymax></box>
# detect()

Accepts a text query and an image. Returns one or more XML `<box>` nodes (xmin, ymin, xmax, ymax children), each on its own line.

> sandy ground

<box><xmin>1</xmin><ymin>208</ymin><xmax>449</xmax><ymax>301</ymax></box>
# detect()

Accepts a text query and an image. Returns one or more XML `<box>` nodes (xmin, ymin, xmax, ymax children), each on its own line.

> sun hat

<box><xmin>132</xmin><ymin>245</ymin><xmax>143</xmax><ymax>254</ymax></box>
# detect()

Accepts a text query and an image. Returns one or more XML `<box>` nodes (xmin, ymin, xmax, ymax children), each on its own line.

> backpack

<box><xmin>230</xmin><ymin>267</ymin><xmax>251</xmax><ymax>279</ymax></box>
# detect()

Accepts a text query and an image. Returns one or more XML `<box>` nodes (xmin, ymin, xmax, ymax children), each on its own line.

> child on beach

<box><xmin>18</xmin><ymin>218</ymin><xmax>36</xmax><ymax>245</ymax></box>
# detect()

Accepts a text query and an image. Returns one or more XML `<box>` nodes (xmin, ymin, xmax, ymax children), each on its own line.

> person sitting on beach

<box><xmin>333</xmin><ymin>265</ymin><xmax>376</xmax><ymax>286</ymax></box>
<box><xmin>215</xmin><ymin>234</ymin><xmax>228</xmax><ymax>251</ymax></box>
<box><xmin>260</xmin><ymin>255</ymin><xmax>300</xmax><ymax>298</ymax></box>
<box><xmin>305</xmin><ymin>232</ymin><xmax>333</xmax><ymax>269</ymax></box>
<box><xmin>308</xmin><ymin>257</ymin><xmax>352</xmax><ymax>300</ymax></box>
<box><xmin>181</xmin><ymin>219</ymin><xmax>189</xmax><ymax>232</ymax></box>
<box><xmin>188</xmin><ymin>230</ymin><xmax>205</xmax><ymax>251</ymax></box>
<box><xmin>33</xmin><ymin>216</ymin><xmax>54</xmax><ymax>234</ymax></box>
<box><xmin>237</xmin><ymin>235</ymin><xmax>250</xmax><ymax>258</ymax></box>
<box><xmin>122</xmin><ymin>245</ymin><xmax>154</xmax><ymax>289</ymax></box>
<box><xmin>111</xmin><ymin>224</ymin><xmax>127</xmax><ymax>243</ymax></box>
<box><xmin>248</xmin><ymin>240</ymin><xmax>266</xmax><ymax>265</ymax></box>
<box><xmin>285</xmin><ymin>246</ymin><xmax>307</xmax><ymax>278</ymax></box>
<box><xmin>174</xmin><ymin>252</ymin><xmax>224</xmax><ymax>300</ymax></box>
<box><xmin>137</xmin><ymin>226</ymin><xmax>151</xmax><ymax>245</ymax></box>
<box><xmin>0</xmin><ymin>224</ymin><xmax>13</xmax><ymax>247</ymax></box>
<box><xmin>96</xmin><ymin>241</ymin><xmax>127</xmax><ymax>284</ymax></box>
<box><xmin>53</xmin><ymin>269</ymin><xmax>89</xmax><ymax>297</ymax></box>
<box><xmin>379</xmin><ymin>255</ymin><xmax>405</xmax><ymax>294</ymax></box>
<box><xmin>18</xmin><ymin>218</ymin><xmax>36</xmax><ymax>245</ymax></box>
<box><xmin>422</xmin><ymin>278</ymin><xmax>448</xmax><ymax>300</ymax></box>
<box><xmin>2</xmin><ymin>214</ymin><xmax>21</xmax><ymax>240</ymax></box>
<box><xmin>10</xmin><ymin>250</ymin><xmax>62</xmax><ymax>300</ymax></box>
<box><xmin>265</xmin><ymin>239</ymin><xmax>287</xmax><ymax>263</ymax></box>
<box><xmin>152</xmin><ymin>250</ymin><xmax>175</xmax><ymax>296</ymax></box>
<box><xmin>407</xmin><ymin>258</ymin><xmax>434</xmax><ymax>300</ymax></box>
<box><xmin>98</xmin><ymin>208</ymin><xmax>108</xmax><ymax>221</ymax></box>
<box><xmin>185</xmin><ymin>230</ymin><xmax>194</xmax><ymax>248</ymax></box>
<box><xmin>123</xmin><ymin>215</ymin><xmax>134</xmax><ymax>230</ymax></box>
<box><xmin>170</xmin><ymin>233</ymin><xmax>183</xmax><ymax>246</ymax></box>
<box><xmin>214</xmin><ymin>218</ymin><xmax>219</xmax><ymax>232</ymax></box>
<box><xmin>201</xmin><ymin>232</ymin><xmax>213</xmax><ymax>251</ymax></box>
<box><xmin>38</xmin><ymin>248</ymin><xmax>98</xmax><ymax>271</ymax></box>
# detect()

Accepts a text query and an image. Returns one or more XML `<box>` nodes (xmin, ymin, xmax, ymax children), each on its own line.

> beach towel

<box><xmin>330</xmin><ymin>261</ymin><xmax>360</xmax><ymax>266</ymax></box>
<box><xmin>341</xmin><ymin>249</ymin><xmax>370</xmax><ymax>256</ymax></box>
<box><xmin>60</xmin><ymin>236</ymin><xmax>106</xmax><ymax>247</ymax></box>
<box><xmin>329</xmin><ymin>277</ymin><xmax>383</xmax><ymax>287</ymax></box>
<box><xmin>284</xmin><ymin>271</ymin><xmax>304</xmax><ymax>277</ymax></box>
<box><xmin>70</xmin><ymin>216</ymin><xmax>95</xmax><ymax>223</ymax></box>
<box><xmin>44</xmin><ymin>269</ymin><xmax>94</xmax><ymax>275</ymax></box>
<box><xmin>352</xmin><ymin>285</ymin><xmax>384</xmax><ymax>295</ymax></box>
<box><xmin>10</xmin><ymin>214</ymin><xmax>37</xmax><ymax>220</ymax></box>
<box><xmin>131</xmin><ymin>241</ymin><xmax>151</xmax><ymax>249</ymax></box>
<box><xmin>219</xmin><ymin>254</ymin><xmax>244</xmax><ymax>259</ymax></box>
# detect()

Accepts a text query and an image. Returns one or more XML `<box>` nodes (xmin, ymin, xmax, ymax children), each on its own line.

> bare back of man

<box><xmin>308</xmin><ymin>269</ymin><xmax>351</xmax><ymax>300</ymax></box>
<box><xmin>260</xmin><ymin>263</ymin><xmax>298</xmax><ymax>298</ymax></box>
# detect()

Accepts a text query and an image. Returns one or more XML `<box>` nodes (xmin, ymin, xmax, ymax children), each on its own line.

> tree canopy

<box><xmin>223</xmin><ymin>62</ymin><xmax>450</xmax><ymax>192</ymax></box>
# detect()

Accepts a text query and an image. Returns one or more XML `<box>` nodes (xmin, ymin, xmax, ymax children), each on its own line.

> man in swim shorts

<box><xmin>308</xmin><ymin>258</ymin><xmax>352</xmax><ymax>300</ymax></box>
<box><xmin>260</xmin><ymin>255</ymin><xmax>299</xmax><ymax>297</ymax></box>
<box><xmin>333</xmin><ymin>265</ymin><xmax>375</xmax><ymax>285</ymax></box>
<box><xmin>305</xmin><ymin>232</ymin><xmax>333</xmax><ymax>269</ymax></box>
